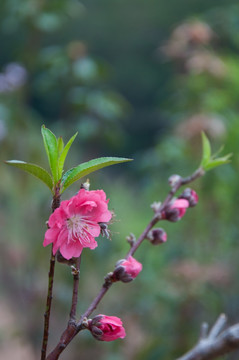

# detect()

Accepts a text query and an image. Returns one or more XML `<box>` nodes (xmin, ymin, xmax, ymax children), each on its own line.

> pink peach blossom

<box><xmin>89</xmin><ymin>315</ymin><xmax>126</xmax><ymax>341</ymax></box>
<box><xmin>43</xmin><ymin>189</ymin><xmax>112</xmax><ymax>259</ymax></box>
<box><xmin>114</xmin><ymin>256</ymin><xmax>143</xmax><ymax>282</ymax></box>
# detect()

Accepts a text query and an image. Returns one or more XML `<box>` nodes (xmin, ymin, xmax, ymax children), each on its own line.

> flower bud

<box><xmin>179</xmin><ymin>188</ymin><xmax>199</xmax><ymax>207</ymax></box>
<box><xmin>168</xmin><ymin>174</ymin><xmax>182</xmax><ymax>187</ymax></box>
<box><xmin>148</xmin><ymin>228</ymin><xmax>167</xmax><ymax>245</ymax></box>
<box><xmin>150</xmin><ymin>201</ymin><xmax>162</xmax><ymax>213</ymax></box>
<box><xmin>99</xmin><ymin>222</ymin><xmax>111</xmax><ymax>239</ymax></box>
<box><xmin>114</xmin><ymin>256</ymin><xmax>142</xmax><ymax>283</ymax></box>
<box><xmin>80</xmin><ymin>178</ymin><xmax>90</xmax><ymax>190</ymax></box>
<box><xmin>162</xmin><ymin>198</ymin><xmax>189</xmax><ymax>222</ymax></box>
<box><xmin>89</xmin><ymin>315</ymin><xmax>126</xmax><ymax>341</ymax></box>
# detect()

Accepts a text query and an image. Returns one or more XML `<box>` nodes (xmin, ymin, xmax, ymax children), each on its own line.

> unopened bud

<box><xmin>113</xmin><ymin>256</ymin><xmax>142</xmax><ymax>283</ymax></box>
<box><xmin>179</xmin><ymin>188</ymin><xmax>199</xmax><ymax>207</ymax></box>
<box><xmin>168</xmin><ymin>174</ymin><xmax>182</xmax><ymax>187</ymax></box>
<box><xmin>126</xmin><ymin>233</ymin><xmax>136</xmax><ymax>246</ymax></box>
<box><xmin>162</xmin><ymin>198</ymin><xmax>189</xmax><ymax>222</ymax></box>
<box><xmin>99</xmin><ymin>222</ymin><xmax>111</xmax><ymax>239</ymax></box>
<box><xmin>147</xmin><ymin>228</ymin><xmax>167</xmax><ymax>245</ymax></box>
<box><xmin>80</xmin><ymin>179</ymin><xmax>90</xmax><ymax>191</ymax></box>
<box><xmin>89</xmin><ymin>315</ymin><xmax>126</xmax><ymax>341</ymax></box>
<box><xmin>151</xmin><ymin>201</ymin><xmax>161</xmax><ymax>213</ymax></box>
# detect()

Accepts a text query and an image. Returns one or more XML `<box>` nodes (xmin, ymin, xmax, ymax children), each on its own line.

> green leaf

<box><xmin>58</xmin><ymin>132</ymin><xmax>78</xmax><ymax>179</ymax></box>
<box><xmin>57</xmin><ymin>136</ymin><xmax>64</xmax><ymax>155</ymax></box>
<box><xmin>204</xmin><ymin>154</ymin><xmax>232</xmax><ymax>171</ymax></box>
<box><xmin>41</xmin><ymin>125</ymin><xmax>58</xmax><ymax>182</ymax></box>
<box><xmin>200</xmin><ymin>132</ymin><xmax>211</xmax><ymax>169</ymax></box>
<box><xmin>199</xmin><ymin>132</ymin><xmax>232</xmax><ymax>171</ymax></box>
<box><xmin>5</xmin><ymin>160</ymin><xmax>53</xmax><ymax>192</ymax></box>
<box><xmin>61</xmin><ymin>156</ymin><xmax>132</xmax><ymax>193</ymax></box>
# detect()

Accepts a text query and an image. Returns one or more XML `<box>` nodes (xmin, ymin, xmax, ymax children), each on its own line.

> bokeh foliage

<box><xmin>1</xmin><ymin>1</ymin><xmax>239</xmax><ymax>360</ymax></box>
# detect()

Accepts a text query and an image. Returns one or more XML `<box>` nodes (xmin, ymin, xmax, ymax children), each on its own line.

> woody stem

<box><xmin>41</xmin><ymin>187</ymin><xmax>61</xmax><ymax>360</ymax></box>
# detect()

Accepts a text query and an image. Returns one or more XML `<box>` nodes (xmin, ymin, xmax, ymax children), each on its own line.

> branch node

<box><xmin>126</xmin><ymin>233</ymin><xmax>136</xmax><ymax>247</ymax></box>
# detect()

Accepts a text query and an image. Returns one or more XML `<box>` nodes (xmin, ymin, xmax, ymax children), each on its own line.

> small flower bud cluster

<box><xmin>89</xmin><ymin>315</ymin><xmax>126</xmax><ymax>341</ymax></box>
<box><xmin>113</xmin><ymin>256</ymin><xmax>142</xmax><ymax>282</ymax></box>
<box><xmin>148</xmin><ymin>188</ymin><xmax>198</xmax><ymax>247</ymax></box>
<box><xmin>161</xmin><ymin>189</ymin><xmax>198</xmax><ymax>222</ymax></box>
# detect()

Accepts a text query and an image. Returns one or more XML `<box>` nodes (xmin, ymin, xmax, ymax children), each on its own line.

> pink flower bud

<box><xmin>162</xmin><ymin>198</ymin><xmax>189</xmax><ymax>222</ymax></box>
<box><xmin>114</xmin><ymin>256</ymin><xmax>143</xmax><ymax>282</ymax></box>
<box><xmin>179</xmin><ymin>188</ymin><xmax>199</xmax><ymax>207</ymax></box>
<box><xmin>89</xmin><ymin>315</ymin><xmax>126</xmax><ymax>341</ymax></box>
<box><xmin>168</xmin><ymin>174</ymin><xmax>182</xmax><ymax>187</ymax></box>
<box><xmin>148</xmin><ymin>228</ymin><xmax>167</xmax><ymax>245</ymax></box>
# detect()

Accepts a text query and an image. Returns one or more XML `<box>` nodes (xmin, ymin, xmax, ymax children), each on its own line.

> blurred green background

<box><xmin>1</xmin><ymin>0</ymin><xmax>239</xmax><ymax>359</ymax></box>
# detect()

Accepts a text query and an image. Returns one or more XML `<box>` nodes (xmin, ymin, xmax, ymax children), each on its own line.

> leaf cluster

<box><xmin>5</xmin><ymin>125</ymin><xmax>132</xmax><ymax>194</ymax></box>
<box><xmin>200</xmin><ymin>132</ymin><xmax>232</xmax><ymax>171</ymax></box>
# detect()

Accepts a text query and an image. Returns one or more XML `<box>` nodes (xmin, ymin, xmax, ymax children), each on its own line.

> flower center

<box><xmin>66</xmin><ymin>215</ymin><xmax>96</xmax><ymax>245</ymax></box>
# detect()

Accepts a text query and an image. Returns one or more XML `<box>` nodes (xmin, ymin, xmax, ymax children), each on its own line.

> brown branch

<box><xmin>126</xmin><ymin>167</ymin><xmax>204</xmax><ymax>258</ymax></box>
<box><xmin>41</xmin><ymin>187</ymin><xmax>61</xmax><ymax>360</ymax></box>
<box><xmin>69</xmin><ymin>256</ymin><xmax>81</xmax><ymax>321</ymax></box>
<box><xmin>177</xmin><ymin>314</ymin><xmax>239</xmax><ymax>360</ymax></box>
<box><xmin>80</xmin><ymin>274</ymin><xmax>113</xmax><ymax>320</ymax></box>
<box><xmin>46</xmin><ymin>277</ymin><xmax>113</xmax><ymax>360</ymax></box>
<box><xmin>46</xmin><ymin>167</ymin><xmax>205</xmax><ymax>359</ymax></box>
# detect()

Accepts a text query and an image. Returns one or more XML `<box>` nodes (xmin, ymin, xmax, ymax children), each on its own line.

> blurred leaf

<box><xmin>200</xmin><ymin>132</ymin><xmax>211</xmax><ymax>169</ymax></box>
<box><xmin>200</xmin><ymin>132</ymin><xmax>232</xmax><ymax>171</ymax></box>
<box><xmin>61</xmin><ymin>157</ymin><xmax>132</xmax><ymax>193</ymax></box>
<box><xmin>204</xmin><ymin>154</ymin><xmax>232</xmax><ymax>171</ymax></box>
<box><xmin>35</xmin><ymin>13</ymin><xmax>63</xmax><ymax>32</ymax></box>
<box><xmin>5</xmin><ymin>160</ymin><xmax>53</xmax><ymax>192</ymax></box>
<box><xmin>72</xmin><ymin>58</ymin><xmax>98</xmax><ymax>82</ymax></box>
<box><xmin>41</xmin><ymin>125</ymin><xmax>58</xmax><ymax>183</ymax></box>
<box><xmin>58</xmin><ymin>132</ymin><xmax>78</xmax><ymax>179</ymax></box>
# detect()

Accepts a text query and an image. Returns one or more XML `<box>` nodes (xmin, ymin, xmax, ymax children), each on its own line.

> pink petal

<box><xmin>51</xmin><ymin>228</ymin><xmax>68</xmax><ymax>255</ymax></box>
<box><xmin>100</xmin><ymin>315</ymin><xmax>123</xmax><ymax>326</ymax></box>
<box><xmin>43</xmin><ymin>228</ymin><xmax>60</xmax><ymax>247</ymax></box>
<box><xmin>59</xmin><ymin>242</ymin><xmax>83</xmax><ymax>260</ymax></box>
<box><xmin>171</xmin><ymin>199</ymin><xmax>189</xmax><ymax>209</ymax></box>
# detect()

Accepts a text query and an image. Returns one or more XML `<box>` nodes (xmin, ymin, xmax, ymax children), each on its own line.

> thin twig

<box><xmin>41</xmin><ymin>187</ymin><xmax>61</xmax><ymax>360</ymax></box>
<box><xmin>80</xmin><ymin>275</ymin><xmax>113</xmax><ymax>321</ymax></box>
<box><xmin>41</xmin><ymin>248</ymin><xmax>56</xmax><ymax>360</ymax></box>
<box><xmin>177</xmin><ymin>314</ymin><xmax>239</xmax><ymax>360</ymax></box>
<box><xmin>127</xmin><ymin>167</ymin><xmax>204</xmax><ymax>258</ymax></box>
<box><xmin>69</xmin><ymin>256</ymin><xmax>81</xmax><ymax>321</ymax></box>
<box><xmin>46</xmin><ymin>277</ymin><xmax>113</xmax><ymax>360</ymax></box>
<box><xmin>208</xmin><ymin>314</ymin><xmax>227</xmax><ymax>339</ymax></box>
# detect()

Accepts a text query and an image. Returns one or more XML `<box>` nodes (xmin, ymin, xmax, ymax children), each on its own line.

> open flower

<box><xmin>114</xmin><ymin>256</ymin><xmax>143</xmax><ymax>282</ymax></box>
<box><xmin>43</xmin><ymin>189</ymin><xmax>112</xmax><ymax>259</ymax></box>
<box><xmin>89</xmin><ymin>315</ymin><xmax>126</xmax><ymax>341</ymax></box>
<box><xmin>162</xmin><ymin>198</ymin><xmax>189</xmax><ymax>222</ymax></box>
